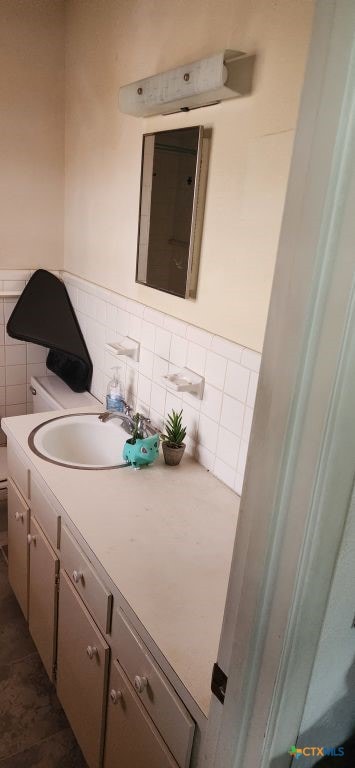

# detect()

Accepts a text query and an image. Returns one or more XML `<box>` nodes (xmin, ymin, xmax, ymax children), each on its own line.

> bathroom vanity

<box><xmin>3</xmin><ymin>408</ymin><xmax>238</xmax><ymax>768</ymax></box>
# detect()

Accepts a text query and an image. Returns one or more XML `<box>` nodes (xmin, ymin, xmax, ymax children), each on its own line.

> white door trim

<box><xmin>206</xmin><ymin>2</ymin><xmax>355</xmax><ymax>767</ymax></box>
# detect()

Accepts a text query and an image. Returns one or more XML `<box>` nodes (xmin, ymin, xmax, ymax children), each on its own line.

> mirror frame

<box><xmin>135</xmin><ymin>126</ymin><xmax>209</xmax><ymax>299</ymax></box>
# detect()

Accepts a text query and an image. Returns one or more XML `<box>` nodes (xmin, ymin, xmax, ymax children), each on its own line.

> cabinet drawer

<box><xmin>31</xmin><ymin>477</ymin><xmax>60</xmax><ymax>551</ymax></box>
<box><xmin>112</xmin><ymin>608</ymin><xmax>195</xmax><ymax>768</ymax></box>
<box><xmin>7</xmin><ymin>442</ymin><xmax>30</xmax><ymax>502</ymax></box>
<box><xmin>104</xmin><ymin>659</ymin><xmax>179</xmax><ymax>768</ymax></box>
<box><xmin>61</xmin><ymin>526</ymin><xmax>112</xmax><ymax>634</ymax></box>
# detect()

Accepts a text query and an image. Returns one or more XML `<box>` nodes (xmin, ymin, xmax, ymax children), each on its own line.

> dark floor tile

<box><xmin>0</xmin><ymin>535</ymin><xmax>87</xmax><ymax>766</ymax></box>
<box><xmin>0</xmin><ymin>560</ymin><xmax>36</xmax><ymax>666</ymax></box>
<box><xmin>0</xmin><ymin>728</ymin><xmax>88</xmax><ymax>768</ymax></box>
<box><xmin>0</xmin><ymin>654</ymin><xmax>68</xmax><ymax>760</ymax></box>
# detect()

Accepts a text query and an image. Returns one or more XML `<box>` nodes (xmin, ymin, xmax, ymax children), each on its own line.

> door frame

<box><xmin>205</xmin><ymin>2</ymin><xmax>355</xmax><ymax>767</ymax></box>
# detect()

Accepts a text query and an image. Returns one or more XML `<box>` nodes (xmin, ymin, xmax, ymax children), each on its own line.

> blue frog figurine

<box><xmin>123</xmin><ymin>434</ymin><xmax>160</xmax><ymax>467</ymax></box>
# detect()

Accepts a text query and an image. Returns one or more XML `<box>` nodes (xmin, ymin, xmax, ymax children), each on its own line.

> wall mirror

<box><xmin>136</xmin><ymin>126</ymin><xmax>209</xmax><ymax>299</ymax></box>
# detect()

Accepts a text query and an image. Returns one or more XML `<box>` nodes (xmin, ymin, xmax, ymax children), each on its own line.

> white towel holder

<box><xmin>105</xmin><ymin>336</ymin><xmax>140</xmax><ymax>362</ymax></box>
<box><xmin>161</xmin><ymin>368</ymin><xmax>204</xmax><ymax>399</ymax></box>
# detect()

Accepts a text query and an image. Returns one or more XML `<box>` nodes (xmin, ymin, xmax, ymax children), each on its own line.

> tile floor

<box><xmin>0</xmin><ymin>547</ymin><xmax>87</xmax><ymax>767</ymax></box>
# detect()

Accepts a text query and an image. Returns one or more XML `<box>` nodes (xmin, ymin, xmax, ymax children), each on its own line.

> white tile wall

<box><xmin>62</xmin><ymin>272</ymin><xmax>261</xmax><ymax>495</ymax></box>
<box><xmin>0</xmin><ymin>269</ymin><xmax>262</xmax><ymax>494</ymax></box>
<box><xmin>0</xmin><ymin>271</ymin><xmax>49</xmax><ymax>426</ymax></box>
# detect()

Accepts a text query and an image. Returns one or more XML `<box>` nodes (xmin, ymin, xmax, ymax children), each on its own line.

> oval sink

<box><xmin>28</xmin><ymin>413</ymin><xmax>130</xmax><ymax>469</ymax></box>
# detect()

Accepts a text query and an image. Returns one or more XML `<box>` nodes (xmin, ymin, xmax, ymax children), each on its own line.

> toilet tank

<box><xmin>30</xmin><ymin>375</ymin><xmax>97</xmax><ymax>413</ymax></box>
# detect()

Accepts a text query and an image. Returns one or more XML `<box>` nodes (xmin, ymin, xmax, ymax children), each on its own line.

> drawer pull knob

<box><xmin>15</xmin><ymin>511</ymin><xmax>24</xmax><ymax>521</ymax></box>
<box><xmin>86</xmin><ymin>645</ymin><xmax>98</xmax><ymax>660</ymax></box>
<box><xmin>27</xmin><ymin>534</ymin><xmax>37</xmax><ymax>545</ymax></box>
<box><xmin>134</xmin><ymin>675</ymin><xmax>148</xmax><ymax>694</ymax></box>
<box><xmin>72</xmin><ymin>569</ymin><xmax>83</xmax><ymax>584</ymax></box>
<box><xmin>110</xmin><ymin>689</ymin><xmax>122</xmax><ymax>704</ymax></box>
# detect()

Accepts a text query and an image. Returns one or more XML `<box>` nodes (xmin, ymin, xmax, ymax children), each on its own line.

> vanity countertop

<box><xmin>3</xmin><ymin>408</ymin><xmax>239</xmax><ymax>718</ymax></box>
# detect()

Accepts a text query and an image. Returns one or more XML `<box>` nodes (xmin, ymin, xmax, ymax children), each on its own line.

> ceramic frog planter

<box><xmin>123</xmin><ymin>434</ymin><xmax>160</xmax><ymax>468</ymax></box>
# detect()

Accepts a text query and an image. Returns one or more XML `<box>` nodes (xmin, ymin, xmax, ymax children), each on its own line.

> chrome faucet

<box><xmin>135</xmin><ymin>415</ymin><xmax>157</xmax><ymax>437</ymax></box>
<box><xmin>98</xmin><ymin>408</ymin><xmax>158</xmax><ymax>437</ymax></box>
<box><xmin>98</xmin><ymin>410</ymin><xmax>135</xmax><ymax>434</ymax></box>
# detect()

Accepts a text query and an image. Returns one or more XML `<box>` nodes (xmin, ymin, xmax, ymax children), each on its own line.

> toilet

<box><xmin>30</xmin><ymin>374</ymin><xmax>97</xmax><ymax>413</ymax></box>
<box><xmin>0</xmin><ymin>374</ymin><xmax>97</xmax><ymax>548</ymax></box>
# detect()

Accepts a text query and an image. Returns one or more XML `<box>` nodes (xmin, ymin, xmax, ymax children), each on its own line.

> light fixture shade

<box><xmin>118</xmin><ymin>50</ymin><xmax>251</xmax><ymax>117</ymax></box>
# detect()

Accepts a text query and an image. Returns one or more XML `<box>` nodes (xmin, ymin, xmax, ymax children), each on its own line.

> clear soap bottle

<box><xmin>106</xmin><ymin>367</ymin><xmax>125</xmax><ymax>412</ymax></box>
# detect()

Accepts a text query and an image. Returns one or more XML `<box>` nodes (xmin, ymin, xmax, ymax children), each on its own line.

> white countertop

<box><xmin>3</xmin><ymin>408</ymin><xmax>239</xmax><ymax>717</ymax></box>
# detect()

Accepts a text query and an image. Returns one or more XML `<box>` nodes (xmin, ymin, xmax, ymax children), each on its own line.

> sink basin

<box><xmin>28</xmin><ymin>413</ymin><xmax>130</xmax><ymax>469</ymax></box>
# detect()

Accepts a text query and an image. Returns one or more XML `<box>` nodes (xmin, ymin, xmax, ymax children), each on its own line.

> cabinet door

<box><xmin>8</xmin><ymin>477</ymin><xmax>29</xmax><ymax>619</ymax></box>
<box><xmin>28</xmin><ymin>517</ymin><xmax>59</xmax><ymax>679</ymax></box>
<box><xmin>56</xmin><ymin>570</ymin><xmax>109</xmax><ymax>768</ymax></box>
<box><xmin>104</xmin><ymin>660</ymin><xmax>179</xmax><ymax>768</ymax></box>
<box><xmin>31</xmin><ymin>477</ymin><xmax>60</xmax><ymax>551</ymax></box>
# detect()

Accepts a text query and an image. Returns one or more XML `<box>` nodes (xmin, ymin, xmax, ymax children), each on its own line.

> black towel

<box><xmin>6</xmin><ymin>270</ymin><xmax>92</xmax><ymax>393</ymax></box>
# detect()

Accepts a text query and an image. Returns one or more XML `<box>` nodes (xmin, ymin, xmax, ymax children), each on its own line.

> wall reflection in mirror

<box><xmin>136</xmin><ymin>126</ymin><xmax>209</xmax><ymax>299</ymax></box>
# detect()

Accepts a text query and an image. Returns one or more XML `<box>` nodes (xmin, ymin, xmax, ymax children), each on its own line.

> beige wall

<box><xmin>0</xmin><ymin>0</ymin><xmax>64</xmax><ymax>271</ymax></box>
<box><xmin>63</xmin><ymin>0</ymin><xmax>313</xmax><ymax>352</ymax></box>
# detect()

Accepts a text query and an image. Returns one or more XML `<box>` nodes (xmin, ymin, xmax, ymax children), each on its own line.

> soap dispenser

<box><xmin>106</xmin><ymin>367</ymin><xmax>125</xmax><ymax>412</ymax></box>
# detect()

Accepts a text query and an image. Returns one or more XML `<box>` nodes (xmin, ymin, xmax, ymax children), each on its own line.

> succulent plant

<box><xmin>131</xmin><ymin>412</ymin><xmax>144</xmax><ymax>443</ymax></box>
<box><xmin>162</xmin><ymin>409</ymin><xmax>187</xmax><ymax>448</ymax></box>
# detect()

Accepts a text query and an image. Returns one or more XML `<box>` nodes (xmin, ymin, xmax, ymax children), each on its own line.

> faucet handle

<box><xmin>124</xmin><ymin>403</ymin><xmax>133</xmax><ymax>417</ymax></box>
<box><xmin>144</xmin><ymin>417</ymin><xmax>151</xmax><ymax>435</ymax></box>
<box><xmin>139</xmin><ymin>415</ymin><xmax>154</xmax><ymax>437</ymax></box>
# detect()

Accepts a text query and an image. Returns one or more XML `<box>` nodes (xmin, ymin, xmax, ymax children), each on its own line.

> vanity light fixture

<box><xmin>118</xmin><ymin>50</ymin><xmax>253</xmax><ymax>117</ymax></box>
<box><xmin>161</xmin><ymin>368</ymin><xmax>205</xmax><ymax>400</ymax></box>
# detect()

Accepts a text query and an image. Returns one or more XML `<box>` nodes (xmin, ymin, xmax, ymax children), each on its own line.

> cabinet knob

<box><xmin>86</xmin><ymin>645</ymin><xmax>98</xmax><ymax>660</ymax></box>
<box><xmin>134</xmin><ymin>675</ymin><xmax>148</xmax><ymax>694</ymax></box>
<box><xmin>27</xmin><ymin>534</ymin><xmax>36</xmax><ymax>545</ymax></box>
<box><xmin>110</xmin><ymin>688</ymin><xmax>122</xmax><ymax>704</ymax></box>
<box><xmin>15</xmin><ymin>511</ymin><xmax>24</xmax><ymax>521</ymax></box>
<box><xmin>72</xmin><ymin>569</ymin><xmax>83</xmax><ymax>584</ymax></box>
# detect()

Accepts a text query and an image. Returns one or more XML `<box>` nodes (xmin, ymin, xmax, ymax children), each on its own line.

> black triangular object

<box><xmin>6</xmin><ymin>270</ymin><xmax>92</xmax><ymax>393</ymax></box>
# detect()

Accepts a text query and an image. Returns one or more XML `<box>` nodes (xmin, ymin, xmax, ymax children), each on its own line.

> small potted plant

<box><xmin>161</xmin><ymin>409</ymin><xmax>187</xmax><ymax>466</ymax></box>
<box><xmin>123</xmin><ymin>413</ymin><xmax>160</xmax><ymax>468</ymax></box>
